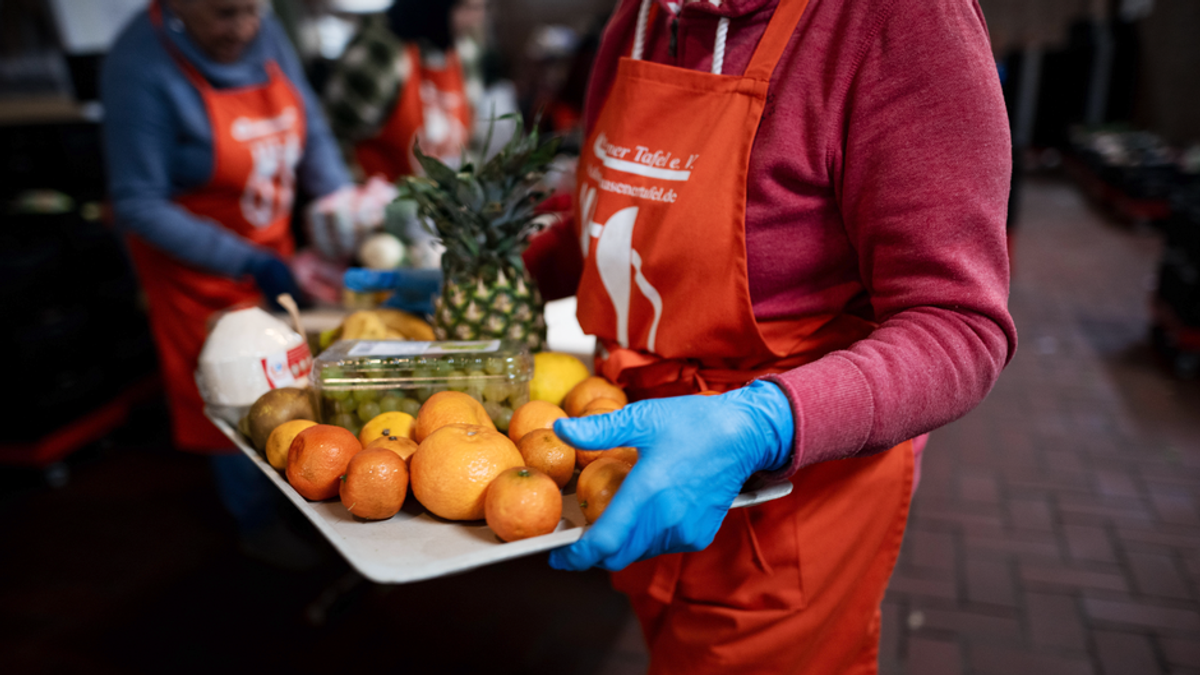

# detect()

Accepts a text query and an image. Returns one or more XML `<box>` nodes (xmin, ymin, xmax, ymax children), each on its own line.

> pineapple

<box><xmin>394</xmin><ymin>115</ymin><xmax>561</xmax><ymax>350</ymax></box>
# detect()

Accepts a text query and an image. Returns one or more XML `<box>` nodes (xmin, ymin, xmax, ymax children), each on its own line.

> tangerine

<box><xmin>414</xmin><ymin>390</ymin><xmax>496</xmax><ymax>442</ymax></box>
<box><xmin>340</xmin><ymin>447</ymin><xmax>409</xmax><ymax>520</ymax></box>
<box><xmin>576</xmin><ymin>456</ymin><xmax>631</xmax><ymax>524</ymax></box>
<box><xmin>366</xmin><ymin>434</ymin><xmax>420</xmax><ymax>464</ymax></box>
<box><xmin>516</xmin><ymin>428</ymin><xmax>576</xmax><ymax>489</ymax></box>
<box><xmin>359</xmin><ymin>410</ymin><xmax>417</xmax><ymax>447</ymax></box>
<box><xmin>507</xmin><ymin>400</ymin><xmax>568</xmax><ymax>443</ymax></box>
<box><xmin>409</xmin><ymin>423</ymin><xmax>524</xmax><ymax>521</ymax></box>
<box><xmin>287</xmin><ymin>424</ymin><xmax>363</xmax><ymax>501</ymax></box>
<box><xmin>265</xmin><ymin>419</ymin><xmax>318</xmax><ymax>470</ymax></box>
<box><xmin>485</xmin><ymin>466</ymin><xmax>563</xmax><ymax>542</ymax></box>
<box><xmin>563</xmin><ymin>376</ymin><xmax>628</xmax><ymax>417</ymax></box>
<box><xmin>574</xmin><ymin>408</ymin><xmax>637</xmax><ymax>469</ymax></box>
<box><xmin>580</xmin><ymin>396</ymin><xmax>624</xmax><ymax>415</ymax></box>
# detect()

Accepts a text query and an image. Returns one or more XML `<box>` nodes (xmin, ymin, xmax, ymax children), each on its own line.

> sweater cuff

<box><xmin>757</xmin><ymin>355</ymin><xmax>874</xmax><ymax>481</ymax></box>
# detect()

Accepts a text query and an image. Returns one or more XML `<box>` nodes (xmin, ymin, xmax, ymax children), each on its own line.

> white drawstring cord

<box><xmin>632</xmin><ymin>0</ymin><xmax>652</xmax><ymax>60</ymax></box>
<box><xmin>712</xmin><ymin>17</ymin><xmax>729</xmax><ymax>74</ymax></box>
<box><xmin>632</xmin><ymin>0</ymin><xmax>728</xmax><ymax>74</ymax></box>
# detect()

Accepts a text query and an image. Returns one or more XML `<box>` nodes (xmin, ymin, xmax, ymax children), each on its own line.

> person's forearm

<box><xmin>113</xmin><ymin>195</ymin><xmax>258</xmax><ymax>277</ymax></box>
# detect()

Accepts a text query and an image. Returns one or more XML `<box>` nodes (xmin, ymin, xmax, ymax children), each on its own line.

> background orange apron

<box><xmin>127</xmin><ymin>2</ymin><xmax>306</xmax><ymax>452</ymax></box>
<box><xmin>573</xmin><ymin>0</ymin><xmax>912</xmax><ymax>671</ymax></box>
<box><xmin>354</xmin><ymin>44</ymin><xmax>470</xmax><ymax>182</ymax></box>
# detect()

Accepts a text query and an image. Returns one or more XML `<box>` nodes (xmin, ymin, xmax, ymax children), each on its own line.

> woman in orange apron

<box><xmin>541</xmin><ymin>0</ymin><xmax>1016</xmax><ymax>671</ymax></box>
<box><xmin>102</xmin><ymin>0</ymin><xmax>353</xmax><ymax>564</ymax></box>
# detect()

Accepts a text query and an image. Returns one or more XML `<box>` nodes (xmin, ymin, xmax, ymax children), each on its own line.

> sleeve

<box><xmin>765</xmin><ymin>0</ymin><xmax>1017</xmax><ymax>475</ymax></box>
<box><xmin>265</xmin><ymin>18</ymin><xmax>353</xmax><ymax>199</ymax></box>
<box><xmin>100</xmin><ymin>40</ymin><xmax>261</xmax><ymax>278</ymax></box>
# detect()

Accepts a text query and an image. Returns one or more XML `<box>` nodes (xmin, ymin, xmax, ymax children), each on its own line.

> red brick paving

<box><xmin>880</xmin><ymin>173</ymin><xmax>1200</xmax><ymax>675</ymax></box>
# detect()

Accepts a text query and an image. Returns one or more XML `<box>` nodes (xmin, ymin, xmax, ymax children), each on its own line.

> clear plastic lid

<box><xmin>311</xmin><ymin>339</ymin><xmax>533</xmax><ymax>389</ymax></box>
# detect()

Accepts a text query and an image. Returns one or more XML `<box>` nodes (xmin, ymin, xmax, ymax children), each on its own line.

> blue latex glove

<box><xmin>549</xmin><ymin>379</ymin><xmax>795</xmax><ymax>572</ymax></box>
<box><xmin>245</xmin><ymin>251</ymin><xmax>307</xmax><ymax>311</ymax></box>
<box><xmin>343</xmin><ymin>267</ymin><xmax>443</xmax><ymax>318</ymax></box>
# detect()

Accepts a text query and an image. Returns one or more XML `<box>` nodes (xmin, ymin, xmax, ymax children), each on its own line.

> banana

<box><xmin>373</xmin><ymin>307</ymin><xmax>435</xmax><ymax>341</ymax></box>
<box><xmin>341</xmin><ymin>310</ymin><xmax>388</xmax><ymax>340</ymax></box>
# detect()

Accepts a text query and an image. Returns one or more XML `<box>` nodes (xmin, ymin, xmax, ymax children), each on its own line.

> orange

<box><xmin>580</xmin><ymin>396</ymin><xmax>624</xmax><ymax>415</ymax></box>
<box><xmin>576</xmin><ymin>456</ymin><xmax>631</xmax><ymax>524</ymax></box>
<box><xmin>359</xmin><ymin>410</ymin><xmax>417</xmax><ymax>447</ymax></box>
<box><xmin>485</xmin><ymin>466</ymin><xmax>563</xmax><ymax>542</ymax></box>
<box><xmin>516</xmin><ymin>428</ymin><xmax>576</xmax><ymax>489</ymax></box>
<box><xmin>414</xmin><ymin>390</ymin><xmax>496</xmax><ymax>442</ymax></box>
<box><xmin>340</xmin><ymin>447</ymin><xmax>409</xmax><ymax>520</ymax></box>
<box><xmin>507</xmin><ymin>400</ymin><xmax>568</xmax><ymax>443</ymax></box>
<box><xmin>287</xmin><ymin>424</ymin><xmax>363</xmax><ymax>501</ymax></box>
<box><xmin>574</xmin><ymin>408</ymin><xmax>638</xmax><ymax>470</ymax></box>
<box><xmin>563</xmin><ymin>376</ymin><xmax>628</xmax><ymax>417</ymax></box>
<box><xmin>265</xmin><ymin>419</ymin><xmax>317</xmax><ymax>470</ymax></box>
<box><xmin>409</xmin><ymin>423</ymin><xmax>524</xmax><ymax>521</ymax></box>
<box><xmin>366</xmin><ymin>435</ymin><xmax>420</xmax><ymax>464</ymax></box>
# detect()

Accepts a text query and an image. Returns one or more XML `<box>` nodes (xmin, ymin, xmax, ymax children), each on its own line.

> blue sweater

<box><xmin>101</xmin><ymin>7</ymin><xmax>351</xmax><ymax>278</ymax></box>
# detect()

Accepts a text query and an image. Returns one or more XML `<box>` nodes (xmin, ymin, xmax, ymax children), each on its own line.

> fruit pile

<box><xmin>241</xmin><ymin>353</ymin><xmax>637</xmax><ymax>543</ymax></box>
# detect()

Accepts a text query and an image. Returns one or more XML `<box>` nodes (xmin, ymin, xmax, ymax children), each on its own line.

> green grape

<box><xmin>357</xmin><ymin>400</ymin><xmax>381</xmax><ymax>423</ymax></box>
<box><xmin>379</xmin><ymin>395</ymin><xmax>402</xmax><ymax>412</ymax></box>
<box><xmin>509</xmin><ymin>389</ymin><xmax>530</xmax><ymax>408</ymax></box>
<box><xmin>483</xmin><ymin>357</ymin><xmax>506</xmax><ymax>375</ymax></box>
<box><xmin>415</xmin><ymin>386</ymin><xmax>434</xmax><ymax>402</ymax></box>
<box><xmin>398</xmin><ymin>398</ymin><xmax>422</xmax><ymax>416</ymax></box>
<box><xmin>446</xmin><ymin>370</ymin><xmax>468</xmax><ymax>391</ymax></box>
<box><xmin>484</xmin><ymin>401</ymin><xmax>513</xmax><ymax>432</ymax></box>
<box><xmin>327</xmin><ymin>388</ymin><xmax>351</xmax><ymax>401</ymax></box>
<box><xmin>321</xmin><ymin>366</ymin><xmax>345</xmax><ymax>379</ymax></box>
<box><xmin>353</xmin><ymin>388</ymin><xmax>380</xmax><ymax>403</ymax></box>
<box><xmin>482</xmin><ymin>381</ymin><xmax>509</xmax><ymax>403</ymax></box>
<box><xmin>331</xmin><ymin>412</ymin><xmax>357</xmax><ymax>431</ymax></box>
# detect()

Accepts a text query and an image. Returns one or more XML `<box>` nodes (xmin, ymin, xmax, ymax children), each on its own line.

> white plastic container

<box><xmin>196</xmin><ymin>306</ymin><xmax>313</xmax><ymax>424</ymax></box>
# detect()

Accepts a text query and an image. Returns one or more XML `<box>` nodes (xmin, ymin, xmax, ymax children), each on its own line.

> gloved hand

<box><xmin>305</xmin><ymin>176</ymin><xmax>399</xmax><ymax>261</ymax></box>
<box><xmin>343</xmin><ymin>267</ymin><xmax>443</xmax><ymax>318</ymax></box>
<box><xmin>245</xmin><ymin>251</ymin><xmax>307</xmax><ymax>311</ymax></box>
<box><xmin>549</xmin><ymin>379</ymin><xmax>795</xmax><ymax>572</ymax></box>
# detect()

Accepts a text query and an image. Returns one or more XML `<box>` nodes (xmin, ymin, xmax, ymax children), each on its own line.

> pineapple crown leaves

<box><xmin>396</xmin><ymin>113</ymin><xmax>562</xmax><ymax>282</ymax></box>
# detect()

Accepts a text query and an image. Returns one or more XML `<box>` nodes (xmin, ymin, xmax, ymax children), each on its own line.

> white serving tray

<box><xmin>208</xmin><ymin>412</ymin><xmax>793</xmax><ymax>584</ymax></box>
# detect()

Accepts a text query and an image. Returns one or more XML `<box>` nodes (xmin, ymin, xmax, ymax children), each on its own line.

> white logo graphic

<box><xmin>592</xmin><ymin>205</ymin><xmax>664</xmax><ymax>352</ymax></box>
<box><xmin>238</xmin><ymin>110</ymin><xmax>301</xmax><ymax>228</ymax></box>
<box><xmin>411</xmin><ymin>80</ymin><xmax>468</xmax><ymax>171</ymax></box>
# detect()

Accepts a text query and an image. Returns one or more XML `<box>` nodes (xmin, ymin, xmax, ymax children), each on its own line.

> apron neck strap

<box><xmin>631</xmin><ymin>0</ymin><xmax>811</xmax><ymax>79</ymax></box>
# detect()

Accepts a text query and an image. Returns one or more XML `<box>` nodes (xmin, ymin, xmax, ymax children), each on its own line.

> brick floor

<box><xmin>881</xmin><ymin>173</ymin><xmax>1200</xmax><ymax>675</ymax></box>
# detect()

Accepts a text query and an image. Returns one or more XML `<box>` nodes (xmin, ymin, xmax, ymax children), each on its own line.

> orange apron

<box><xmin>355</xmin><ymin>44</ymin><xmax>471</xmax><ymax>182</ymax></box>
<box><xmin>127</xmin><ymin>2</ymin><xmax>306</xmax><ymax>452</ymax></box>
<box><xmin>573</xmin><ymin>0</ymin><xmax>912</xmax><ymax>671</ymax></box>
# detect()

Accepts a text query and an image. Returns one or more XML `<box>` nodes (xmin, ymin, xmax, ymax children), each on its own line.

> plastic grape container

<box><xmin>310</xmin><ymin>339</ymin><xmax>532</xmax><ymax>437</ymax></box>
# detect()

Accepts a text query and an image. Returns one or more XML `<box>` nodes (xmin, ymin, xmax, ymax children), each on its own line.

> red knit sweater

<box><xmin>524</xmin><ymin>0</ymin><xmax>1016</xmax><ymax>474</ymax></box>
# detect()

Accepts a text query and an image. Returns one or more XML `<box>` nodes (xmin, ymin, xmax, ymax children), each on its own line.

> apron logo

<box><xmin>593</xmin><ymin>133</ymin><xmax>696</xmax><ymax>181</ymax></box>
<box><xmin>231</xmin><ymin>107</ymin><xmax>298</xmax><ymax>142</ymax></box>
<box><xmin>590</xmin><ymin>205</ymin><xmax>664</xmax><ymax>352</ymax></box>
<box><xmin>411</xmin><ymin>80</ymin><xmax>468</xmax><ymax>169</ymax></box>
<box><xmin>239</xmin><ymin>129</ymin><xmax>301</xmax><ymax>228</ymax></box>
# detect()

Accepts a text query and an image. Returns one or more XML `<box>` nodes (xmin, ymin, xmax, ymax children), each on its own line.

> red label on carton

<box><xmin>261</xmin><ymin>343</ymin><xmax>313</xmax><ymax>389</ymax></box>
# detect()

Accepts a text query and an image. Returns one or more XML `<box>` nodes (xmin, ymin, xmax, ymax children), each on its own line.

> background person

<box><xmin>322</xmin><ymin>0</ymin><xmax>475</xmax><ymax>183</ymax></box>
<box><xmin>101</xmin><ymin>0</ymin><xmax>373</xmax><ymax>564</ymax></box>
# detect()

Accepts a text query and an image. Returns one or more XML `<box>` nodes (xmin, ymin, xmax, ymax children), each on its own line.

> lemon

<box><xmin>529</xmin><ymin>352</ymin><xmax>591</xmax><ymax>408</ymax></box>
<box><xmin>359</xmin><ymin>410</ymin><xmax>417</xmax><ymax>447</ymax></box>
